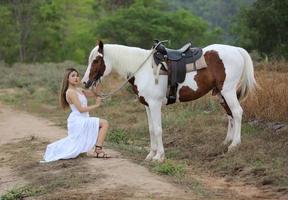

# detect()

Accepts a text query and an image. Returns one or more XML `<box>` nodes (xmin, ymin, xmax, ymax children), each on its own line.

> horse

<box><xmin>82</xmin><ymin>41</ymin><xmax>257</xmax><ymax>162</ymax></box>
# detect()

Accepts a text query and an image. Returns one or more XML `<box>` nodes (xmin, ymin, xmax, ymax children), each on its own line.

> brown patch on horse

<box><xmin>178</xmin><ymin>50</ymin><xmax>230</xmax><ymax>115</ymax></box>
<box><xmin>128</xmin><ymin>77</ymin><xmax>138</xmax><ymax>94</ymax></box>
<box><xmin>204</xmin><ymin>50</ymin><xmax>226</xmax><ymax>95</ymax></box>
<box><xmin>88</xmin><ymin>40</ymin><xmax>105</xmax><ymax>83</ymax></box>
<box><xmin>178</xmin><ymin>68</ymin><xmax>214</xmax><ymax>101</ymax></box>
<box><xmin>89</xmin><ymin>56</ymin><xmax>106</xmax><ymax>81</ymax></box>
<box><xmin>204</xmin><ymin>50</ymin><xmax>232</xmax><ymax>116</ymax></box>
<box><xmin>128</xmin><ymin>77</ymin><xmax>148</xmax><ymax>106</ymax></box>
<box><xmin>139</xmin><ymin>96</ymin><xmax>148</xmax><ymax>106</ymax></box>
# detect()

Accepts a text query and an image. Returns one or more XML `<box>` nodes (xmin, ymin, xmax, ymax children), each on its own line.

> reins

<box><xmin>90</xmin><ymin>41</ymin><xmax>167</xmax><ymax>100</ymax></box>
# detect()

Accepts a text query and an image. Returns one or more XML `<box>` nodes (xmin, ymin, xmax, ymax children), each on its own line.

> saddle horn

<box><xmin>153</xmin><ymin>39</ymin><xmax>170</xmax><ymax>54</ymax></box>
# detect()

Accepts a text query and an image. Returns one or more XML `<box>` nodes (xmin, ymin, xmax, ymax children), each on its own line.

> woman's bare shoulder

<box><xmin>66</xmin><ymin>89</ymin><xmax>77</xmax><ymax>97</ymax></box>
<box><xmin>77</xmin><ymin>87</ymin><xmax>85</xmax><ymax>93</ymax></box>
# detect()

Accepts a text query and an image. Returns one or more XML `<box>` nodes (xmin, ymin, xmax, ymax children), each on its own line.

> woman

<box><xmin>42</xmin><ymin>67</ymin><xmax>110</xmax><ymax>162</ymax></box>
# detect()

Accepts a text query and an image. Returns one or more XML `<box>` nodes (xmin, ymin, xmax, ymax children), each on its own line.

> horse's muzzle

<box><xmin>84</xmin><ymin>80</ymin><xmax>93</xmax><ymax>88</ymax></box>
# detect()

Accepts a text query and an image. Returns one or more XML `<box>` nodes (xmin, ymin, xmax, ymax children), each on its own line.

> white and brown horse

<box><xmin>82</xmin><ymin>41</ymin><xmax>257</xmax><ymax>162</ymax></box>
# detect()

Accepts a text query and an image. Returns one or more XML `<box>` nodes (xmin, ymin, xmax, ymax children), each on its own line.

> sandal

<box><xmin>92</xmin><ymin>145</ymin><xmax>111</xmax><ymax>159</ymax></box>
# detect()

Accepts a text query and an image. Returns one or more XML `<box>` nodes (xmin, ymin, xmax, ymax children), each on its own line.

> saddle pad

<box><xmin>186</xmin><ymin>54</ymin><xmax>207</xmax><ymax>72</ymax></box>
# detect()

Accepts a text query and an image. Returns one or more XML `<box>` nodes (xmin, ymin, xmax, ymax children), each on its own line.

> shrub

<box><xmin>1</xmin><ymin>186</ymin><xmax>40</xmax><ymax>200</ymax></box>
<box><xmin>107</xmin><ymin>128</ymin><xmax>129</xmax><ymax>144</ymax></box>
<box><xmin>152</xmin><ymin>160</ymin><xmax>186</xmax><ymax>177</ymax></box>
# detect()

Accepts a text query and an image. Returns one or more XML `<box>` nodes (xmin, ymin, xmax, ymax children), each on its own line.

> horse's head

<box><xmin>82</xmin><ymin>40</ymin><xmax>108</xmax><ymax>89</ymax></box>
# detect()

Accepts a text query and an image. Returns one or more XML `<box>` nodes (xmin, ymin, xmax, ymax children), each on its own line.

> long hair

<box><xmin>59</xmin><ymin>68</ymin><xmax>79</xmax><ymax>109</ymax></box>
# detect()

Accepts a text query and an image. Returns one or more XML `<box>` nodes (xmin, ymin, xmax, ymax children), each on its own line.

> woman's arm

<box><xmin>82</xmin><ymin>84</ymin><xmax>102</xmax><ymax>98</ymax></box>
<box><xmin>82</xmin><ymin>89</ymin><xmax>97</xmax><ymax>98</ymax></box>
<box><xmin>67</xmin><ymin>90</ymin><xmax>100</xmax><ymax>113</ymax></box>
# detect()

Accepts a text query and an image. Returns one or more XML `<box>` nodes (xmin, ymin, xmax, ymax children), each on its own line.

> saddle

<box><xmin>153</xmin><ymin>41</ymin><xmax>203</xmax><ymax>104</ymax></box>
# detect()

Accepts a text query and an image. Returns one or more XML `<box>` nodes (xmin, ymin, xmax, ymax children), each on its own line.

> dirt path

<box><xmin>0</xmin><ymin>103</ymin><xmax>284</xmax><ymax>200</ymax></box>
<box><xmin>0</xmin><ymin>103</ymin><xmax>195</xmax><ymax>199</ymax></box>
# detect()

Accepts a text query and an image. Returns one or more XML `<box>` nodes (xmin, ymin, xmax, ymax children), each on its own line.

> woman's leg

<box><xmin>95</xmin><ymin>118</ymin><xmax>109</xmax><ymax>147</ymax></box>
<box><xmin>92</xmin><ymin>118</ymin><xmax>111</xmax><ymax>158</ymax></box>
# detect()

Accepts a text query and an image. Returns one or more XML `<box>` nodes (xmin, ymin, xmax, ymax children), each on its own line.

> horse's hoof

<box><xmin>152</xmin><ymin>158</ymin><xmax>164</xmax><ymax>163</ymax></box>
<box><xmin>145</xmin><ymin>152</ymin><xmax>156</xmax><ymax>161</ymax></box>
<box><xmin>152</xmin><ymin>154</ymin><xmax>165</xmax><ymax>163</ymax></box>
<box><xmin>145</xmin><ymin>156</ymin><xmax>152</xmax><ymax>161</ymax></box>
<box><xmin>228</xmin><ymin>144</ymin><xmax>239</xmax><ymax>152</ymax></box>
<box><xmin>222</xmin><ymin>139</ymin><xmax>231</xmax><ymax>146</ymax></box>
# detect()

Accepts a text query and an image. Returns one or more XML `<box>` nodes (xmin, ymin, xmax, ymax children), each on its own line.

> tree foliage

<box><xmin>96</xmin><ymin>0</ymin><xmax>222</xmax><ymax>49</ymax></box>
<box><xmin>164</xmin><ymin>0</ymin><xmax>255</xmax><ymax>42</ymax></box>
<box><xmin>7</xmin><ymin>0</ymin><xmax>283</xmax><ymax>63</ymax></box>
<box><xmin>0</xmin><ymin>0</ymin><xmax>97</xmax><ymax>64</ymax></box>
<box><xmin>233</xmin><ymin>0</ymin><xmax>288</xmax><ymax>58</ymax></box>
<box><xmin>0</xmin><ymin>0</ymin><xmax>223</xmax><ymax>64</ymax></box>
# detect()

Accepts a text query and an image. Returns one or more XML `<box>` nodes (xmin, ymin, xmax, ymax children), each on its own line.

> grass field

<box><xmin>0</xmin><ymin>60</ymin><xmax>287</xmax><ymax>198</ymax></box>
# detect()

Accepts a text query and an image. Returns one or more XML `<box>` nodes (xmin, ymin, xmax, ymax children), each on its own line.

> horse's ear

<box><xmin>98</xmin><ymin>40</ymin><xmax>104</xmax><ymax>53</ymax></box>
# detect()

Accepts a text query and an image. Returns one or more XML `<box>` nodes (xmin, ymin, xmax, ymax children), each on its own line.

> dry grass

<box><xmin>243</xmin><ymin>70</ymin><xmax>288</xmax><ymax>123</ymax></box>
<box><xmin>1</xmin><ymin>61</ymin><xmax>288</xmax><ymax>199</ymax></box>
<box><xmin>255</xmin><ymin>60</ymin><xmax>288</xmax><ymax>72</ymax></box>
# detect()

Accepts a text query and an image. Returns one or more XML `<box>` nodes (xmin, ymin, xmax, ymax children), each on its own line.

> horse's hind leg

<box><xmin>224</xmin><ymin>116</ymin><xmax>234</xmax><ymax>145</ymax></box>
<box><xmin>221</xmin><ymin>90</ymin><xmax>243</xmax><ymax>152</ymax></box>
<box><xmin>217</xmin><ymin>94</ymin><xmax>234</xmax><ymax>145</ymax></box>
<box><xmin>145</xmin><ymin>106</ymin><xmax>157</xmax><ymax>161</ymax></box>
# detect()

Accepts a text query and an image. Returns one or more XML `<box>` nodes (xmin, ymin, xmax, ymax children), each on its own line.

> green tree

<box><xmin>93</xmin><ymin>0</ymin><xmax>134</xmax><ymax>12</ymax></box>
<box><xmin>0</xmin><ymin>0</ymin><xmax>226</xmax><ymax>64</ymax></box>
<box><xmin>0</xmin><ymin>4</ymin><xmax>18</xmax><ymax>63</ymax></box>
<box><xmin>0</xmin><ymin>0</ymin><xmax>65</xmax><ymax>63</ymax></box>
<box><xmin>0</xmin><ymin>0</ymin><xmax>97</xmax><ymax>64</ymax></box>
<box><xmin>233</xmin><ymin>0</ymin><xmax>288</xmax><ymax>58</ymax></box>
<box><xmin>163</xmin><ymin>0</ymin><xmax>255</xmax><ymax>42</ymax></box>
<box><xmin>0</xmin><ymin>0</ymin><xmax>42</xmax><ymax>63</ymax></box>
<box><xmin>95</xmin><ymin>0</ymin><xmax>222</xmax><ymax>49</ymax></box>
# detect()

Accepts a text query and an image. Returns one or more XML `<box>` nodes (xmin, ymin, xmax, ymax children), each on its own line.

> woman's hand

<box><xmin>95</xmin><ymin>96</ymin><xmax>102</xmax><ymax>106</ymax></box>
<box><xmin>95</xmin><ymin>83</ymin><xmax>102</xmax><ymax>94</ymax></box>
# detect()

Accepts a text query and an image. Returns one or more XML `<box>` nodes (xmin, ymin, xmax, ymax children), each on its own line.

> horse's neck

<box><xmin>105</xmin><ymin>44</ymin><xmax>151</xmax><ymax>77</ymax></box>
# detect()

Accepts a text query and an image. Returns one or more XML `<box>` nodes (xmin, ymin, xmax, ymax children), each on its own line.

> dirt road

<box><xmin>0</xmin><ymin>103</ymin><xmax>285</xmax><ymax>200</ymax></box>
<box><xmin>0</xmin><ymin>103</ymin><xmax>195</xmax><ymax>199</ymax></box>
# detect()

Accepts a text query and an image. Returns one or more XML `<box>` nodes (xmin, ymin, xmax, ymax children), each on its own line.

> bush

<box><xmin>107</xmin><ymin>128</ymin><xmax>129</xmax><ymax>144</ymax></box>
<box><xmin>1</xmin><ymin>186</ymin><xmax>40</xmax><ymax>200</ymax></box>
<box><xmin>152</xmin><ymin>160</ymin><xmax>186</xmax><ymax>177</ymax></box>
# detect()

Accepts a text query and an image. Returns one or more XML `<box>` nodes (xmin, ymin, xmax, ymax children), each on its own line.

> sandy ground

<box><xmin>0</xmin><ymin>103</ymin><xmax>195</xmax><ymax>199</ymax></box>
<box><xmin>0</xmin><ymin>102</ymin><xmax>286</xmax><ymax>199</ymax></box>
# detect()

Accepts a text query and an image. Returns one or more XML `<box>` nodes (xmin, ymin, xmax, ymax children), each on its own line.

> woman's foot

<box><xmin>90</xmin><ymin>145</ymin><xmax>111</xmax><ymax>159</ymax></box>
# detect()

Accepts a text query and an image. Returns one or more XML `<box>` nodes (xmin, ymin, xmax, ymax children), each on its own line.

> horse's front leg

<box><xmin>148</xmin><ymin>100</ymin><xmax>165</xmax><ymax>162</ymax></box>
<box><xmin>144</xmin><ymin>106</ymin><xmax>157</xmax><ymax>161</ymax></box>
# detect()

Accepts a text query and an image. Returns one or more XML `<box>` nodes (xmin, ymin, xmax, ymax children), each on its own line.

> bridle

<box><xmin>89</xmin><ymin>40</ymin><xmax>167</xmax><ymax>99</ymax></box>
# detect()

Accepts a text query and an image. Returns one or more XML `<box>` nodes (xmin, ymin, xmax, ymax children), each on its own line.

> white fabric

<box><xmin>42</xmin><ymin>91</ymin><xmax>99</xmax><ymax>162</ymax></box>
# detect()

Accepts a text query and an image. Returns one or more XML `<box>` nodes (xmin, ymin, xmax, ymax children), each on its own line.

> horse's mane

<box><xmin>104</xmin><ymin>44</ymin><xmax>151</xmax><ymax>77</ymax></box>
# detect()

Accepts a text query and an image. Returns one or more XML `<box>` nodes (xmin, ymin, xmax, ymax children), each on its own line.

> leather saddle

<box><xmin>153</xmin><ymin>40</ymin><xmax>203</xmax><ymax>104</ymax></box>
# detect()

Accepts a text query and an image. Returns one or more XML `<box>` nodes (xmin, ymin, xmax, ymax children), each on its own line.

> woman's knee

<box><xmin>100</xmin><ymin>119</ymin><xmax>109</xmax><ymax>128</ymax></box>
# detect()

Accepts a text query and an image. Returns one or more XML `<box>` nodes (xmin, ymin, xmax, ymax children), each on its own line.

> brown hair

<box><xmin>59</xmin><ymin>68</ymin><xmax>79</xmax><ymax>109</ymax></box>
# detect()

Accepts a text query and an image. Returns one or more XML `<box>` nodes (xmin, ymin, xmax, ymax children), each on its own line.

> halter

<box><xmin>91</xmin><ymin>40</ymin><xmax>168</xmax><ymax>100</ymax></box>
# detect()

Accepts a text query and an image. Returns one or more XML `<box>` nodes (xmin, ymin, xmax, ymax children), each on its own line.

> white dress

<box><xmin>42</xmin><ymin>91</ymin><xmax>99</xmax><ymax>162</ymax></box>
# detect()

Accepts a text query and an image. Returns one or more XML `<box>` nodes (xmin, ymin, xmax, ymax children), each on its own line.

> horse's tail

<box><xmin>237</xmin><ymin>47</ymin><xmax>258</xmax><ymax>101</ymax></box>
